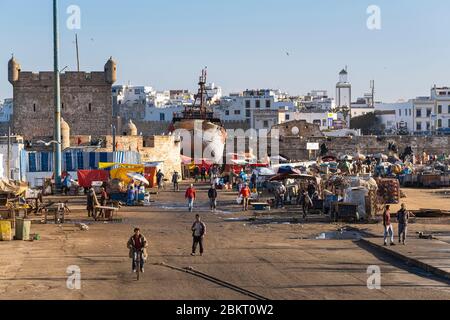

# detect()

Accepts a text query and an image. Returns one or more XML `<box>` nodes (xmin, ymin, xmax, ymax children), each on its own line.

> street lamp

<box><xmin>53</xmin><ymin>0</ymin><xmax>63</xmax><ymax>190</ymax></box>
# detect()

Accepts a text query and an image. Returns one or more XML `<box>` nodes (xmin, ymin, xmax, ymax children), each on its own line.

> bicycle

<box><xmin>134</xmin><ymin>249</ymin><xmax>143</xmax><ymax>281</ymax></box>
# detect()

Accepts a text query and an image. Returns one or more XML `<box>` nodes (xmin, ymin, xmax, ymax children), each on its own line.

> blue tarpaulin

<box><xmin>23</xmin><ymin>151</ymin><xmax>141</xmax><ymax>173</ymax></box>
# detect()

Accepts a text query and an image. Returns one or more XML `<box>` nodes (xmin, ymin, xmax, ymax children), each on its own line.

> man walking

<box><xmin>185</xmin><ymin>184</ymin><xmax>197</xmax><ymax>212</ymax></box>
<box><xmin>240</xmin><ymin>183</ymin><xmax>251</xmax><ymax>211</ymax></box>
<box><xmin>397</xmin><ymin>203</ymin><xmax>411</xmax><ymax>245</ymax></box>
<box><xmin>300</xmin><ymin>190</ymin><xmax>312</xmax><ymax>220</ymax></box>
<box><xmin>172</xmin><ymin>171</ymin><xmax>180</xmax><ymax>192</ymax></box>
<box><xmin>191</xmin><ymin>215</ymin><xmax>206</xmax><ymax>256</ymax></box>
<box><xmin>383</xmin><ymin>205</ymin><xmax>396</xmax><ymax>246</ymax></box>
<box><xmin>156</xmin><ymin>169</ymin><xmax>165</xmax><ymax>190</ymax></box>
<box><xmin>274</xmin><ymin>183</ymin><xmax>287</xmax><ymax>209</ymax></box>
<box><xmin>86</xmin><ymin>187</ymin><xmax>99</xmax><ymax>218</ymax></box>
<box><xmin>62</xmin><ymin>174</ymin><xmax>72</xmax><ymax>195</ymax></box>
<box><xmin>208</xmin><ymin>185</ymin><xmax>218</xmax><ymax>212</ymax></box>
<box><xmin>201</xmin><ymin>166</ymin><xmax>207</xmax><ymax>182</ymax></box>
<box><xmin>193</xmin><ymin>166</ymin><xmax>200</xmax><ymax>183</ymax></box>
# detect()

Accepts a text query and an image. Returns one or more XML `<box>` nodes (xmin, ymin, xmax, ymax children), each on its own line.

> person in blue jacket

<box><xmin>127</xmin><ymin>185</ymin><xmax>136</xmax><ymax>206</ymax></box>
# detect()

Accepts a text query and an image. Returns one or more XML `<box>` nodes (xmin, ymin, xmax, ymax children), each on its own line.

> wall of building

<box><xmin>141</xmin><ymin>136</ymin><xmax>182</xmax><ymax>177</ymax></box>
<box><xmin>277</xmin><ymin>135</ymin><xmax>450</xmax><ymax>161</ymax></box>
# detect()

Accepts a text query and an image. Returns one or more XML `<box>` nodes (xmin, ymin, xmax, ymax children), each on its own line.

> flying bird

<box><xmin>37</xmin><ymin>140</ymin><xmax>61</xmax><ymax>146</ymax></box>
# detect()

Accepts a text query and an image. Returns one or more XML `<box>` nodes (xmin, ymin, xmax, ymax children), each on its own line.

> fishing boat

<box><xmin>169</xmin><ymin>68</ymin><xmax>227</xmax><ymax>164</ymax></box>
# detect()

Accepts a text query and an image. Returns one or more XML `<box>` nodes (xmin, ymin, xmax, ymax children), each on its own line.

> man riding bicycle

<box><xmin>127</xmin><ymin>228</ymin><xmax>148</xmax><ymax>273</ymax></box>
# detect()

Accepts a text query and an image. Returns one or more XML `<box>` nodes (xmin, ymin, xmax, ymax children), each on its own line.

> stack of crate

<box><xmin>376</xmin><ymin>178</ymin><xmax>400</xmax><ymax>204</ymax></box>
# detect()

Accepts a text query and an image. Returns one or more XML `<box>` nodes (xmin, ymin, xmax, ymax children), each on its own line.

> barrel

<box><xmin>15</xmin><ymin>219</ymin><xmax>31</xmax><ymax>241</ymax></box>
<box><xmin>0</xmin><ymin>220</ymin><xmax>12</xmax><ymax>241</ymax></box>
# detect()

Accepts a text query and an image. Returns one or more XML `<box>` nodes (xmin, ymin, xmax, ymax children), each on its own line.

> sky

<box><xmin>1</xmin><ymin>0</ymin><xmax>450</xmax><ymax>102</ymax></box>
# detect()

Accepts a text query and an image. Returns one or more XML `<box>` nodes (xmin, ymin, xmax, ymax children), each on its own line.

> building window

<box><xmin>438</xmin><ymin>105</ymin><xmax>442</xmax><ymax>114</ymax></box>
<box><xmin>426</xmin><ymin>122</ymin><xmax>431</xmax><ymax>131</ymax></box>
<box><xmin>285</xmin><ymin>114</ymin><xmax>290</xmax><ymax>121</ymax></box>
<box><xmin>88</xmin><ymin>103</ymin><xmax>92</xmax><ymax>112</ymax></box>
<box><xmin>416</xmin><ymin>122</ymin><xmax>422</xmax><ymax>131</ymax></box>
<box><xmin>33</xmin><ymin>104</ymin><xmax>36</xmax><ymax>112</ymax></box>
<box><xmin>225</xmin><ymin>110</ymin><xmax>230</xmax><ymax>116</ymax></box>
<box><xmin>234</xmin><ymin>110</ymin><xmax>241</xmax><ymax>115</ymax></box>
<box><xmin>160</xmin><ymin>113</ymin><xmax>165</xmax><ymax>121</ymax></box>
<box><xmin>437</xmin><ymin>119</ymin><xmax>442</xmax><ymax>128</ymax></box>
<box><xmin>416</xmin><ymin>109</ymin><xmax>422</xmax><ymax>117</ymax></box>
<box><xmin>245</xmin><ymin>100</ymin><xmax>251</xmax><ymax>109</ymax></box>
<box><xmin>263</xmin><ymin>120</ymin><xmax>269</xmax><ymax>128</ymax></box>
<box><xmin>426</xmin><ymin>108</ymin><xmax>432</xmax><ymax>117</ymax></box>
<box><xmin>266</xmin><ymin>100</ymin><xmax>271</xmax><ymax>108</ymax></box>
<box><xmin>448</xmin><ymin>119</ymin><xmax>450</xmax><ymax>128</ymax></box>
<box><xmin>61</xmin><ymin>103</ymin><xmax>64</xmax><ymax>110</ymax></box>
<box><xmin>255</xmin><ymin>100</ymin><xmax>261</xmax><ymax>109</ymax></box>
<box><xmin>245</xmin><ymin>110</ymin><xmax>251</xmax><ymax>118</ymax></box>
<box><xmin>399</xmin><ymin>110</ymin><xmax>402</xmax><ymax>117</ymax></box>
<box><xmin>448</xmin><ymin>105</ymin><xmax>450</xmax><ymax>114</ymax></box>
<box><xmin>322</xmin><ymin>119</ymin><xmax>327</xmax><ymax>126</ymax></box>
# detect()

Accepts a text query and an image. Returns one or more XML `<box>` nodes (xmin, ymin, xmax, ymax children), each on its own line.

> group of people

<box><xmin>382</xmin><ymin>203</ymin><xmax>412</xmax><ymax>246</ymax></box>
<box><xmin>127</xmin><ymin>214</ymin><xmax>206</xmax><ymax>273</ymax></box>
<box><xmin>126</xmin><ymin>182</ymin><xmax>146</xmax><ymax>206</ymax></box>
<box><xmin>184</xmin><ymin>183</ymin><xmax>220</xmax><ymax>212</ymax></box>
<box><xmin>191</xmin><ymin>165</ymin><xmax>221</xmax><ymax>184</ymax></box>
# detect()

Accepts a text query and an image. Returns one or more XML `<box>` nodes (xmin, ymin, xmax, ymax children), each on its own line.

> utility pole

<box><xmin>53</xmin><ymin>0</ymin><xmax>63</xmax><ymax>190</ymax></box>
<box><xmin>112</xmin><ymin>124</ymin><xmax>117</xmax><ymax>152</ymax></box>
<box><xmin>75</xmin><ymin>33</ymin><xmax>80</xmax><ymax>72</ymax></box>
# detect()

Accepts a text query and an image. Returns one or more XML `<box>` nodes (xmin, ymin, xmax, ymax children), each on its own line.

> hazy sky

<box><xmin>1</xmin><ymin>0</ymin><xmax>450</xmax><ymax>102</ymax></box>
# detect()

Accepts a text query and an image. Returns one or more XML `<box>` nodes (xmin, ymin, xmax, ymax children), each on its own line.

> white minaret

<box><xmin>336</xmin><ymin>67</ymin><xmax>351</xmax><ymax>109</ymax></box>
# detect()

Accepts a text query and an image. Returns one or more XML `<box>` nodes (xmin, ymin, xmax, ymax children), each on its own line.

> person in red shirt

<box><xmin>383</xmin><ymin>205</ymin><xmax>395</xmax><ymax>246</ymax></box>
<box><xmin>240</xmin><ymin>183</ymin><xmax>251</xmax><ymax>211</ymax></box>
<box><xmin>185</xmin><ymin>184</ymin><xmax>197</xmax><ymax>212</ymax></box>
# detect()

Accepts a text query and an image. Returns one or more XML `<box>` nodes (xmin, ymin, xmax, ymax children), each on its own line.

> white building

<box><xmin>205</xmin><ymin>83</ymin><xmax>222</xmax><ymax>104</ymax></box>
<box><xmin>112</xmin><ymin>85</ymin><xmax>155</xmax><ymax>106</ymax></box>
<box><xmin>216</xmin><ymin>89</ymin><xmax>295</xmax><ymax>125</ymax></box>
<box><xmin>278</xmin><ymin>109</ymin><xmax>341</xmax><ymax>131</ymax></box>
<box><xmin>375</xmin><ymin>101</ymin><xmax>414</xmax><ymax>133</ymax></box>
<box><xmin>351</xmin><ymin>95</ymin><xmax>375</xmax><ymax>118</ymax></box>
<box><xmin>336</xmin><ymin>68</ymin><xmax>351</xmax><ymax>110</ymax></box>
<box><xmin>300</xmin><ymin>90</ymin><xmax>336</xmax><ymax>111</ymax></box>
<box><xmin>431</xmin><ymin>86</ymin><xmax>450</xmax><ymax>132</ymax></box>
<box><xmin>169</xmin><ymin>90</ymin><xmax>194</xmax><ymax>106</ymax></box>
<box><xmin>0</xmin><ymin>99</ymin><xmax>13</xmax><ymax>122</ymax></box>
<box><xmin>0</xmin><ymin>135</ymin><xmax>24</xmax><ymax>180</ymax></box>
<box><xmin>144</xmin><ymin>105</ymin><xmax>184</xmax><ymax>122</ymax></box>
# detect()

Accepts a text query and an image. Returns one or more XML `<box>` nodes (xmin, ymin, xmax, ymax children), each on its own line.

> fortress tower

<box><xmin>9</xmin><ymin>57</ymin><xmax>117</xmax><ymax>139</ymax></box>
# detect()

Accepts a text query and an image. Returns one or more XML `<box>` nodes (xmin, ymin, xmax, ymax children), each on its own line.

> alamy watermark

<box><xmin>66</xmin><ymin>265</ymin><xmax>81</xmax><ymax>290</ymax></box>
<box><xmin>367</xmin><ymin>265</ymin><xmax>381</xmax><ymax>290</ymax></box>
<box><xmin>66</xmin><ymin>5</ymin><xmax>81</xmax><ymax>30</ymax></box>
<box><xmin>367</xmin><ymin>5</ymin><xmax>381</xmax><ymax>30</ymax></box>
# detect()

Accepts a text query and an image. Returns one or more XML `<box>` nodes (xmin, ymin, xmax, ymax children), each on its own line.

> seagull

<box><xmin>286</xmin><ymin>51</ymin><xmax>290</xmax><ymax>56</ymax></box>
<box><xmin>37</xmin><ymin>140</ymin><xmax>61</xmax><ymax>146</ymax></box>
